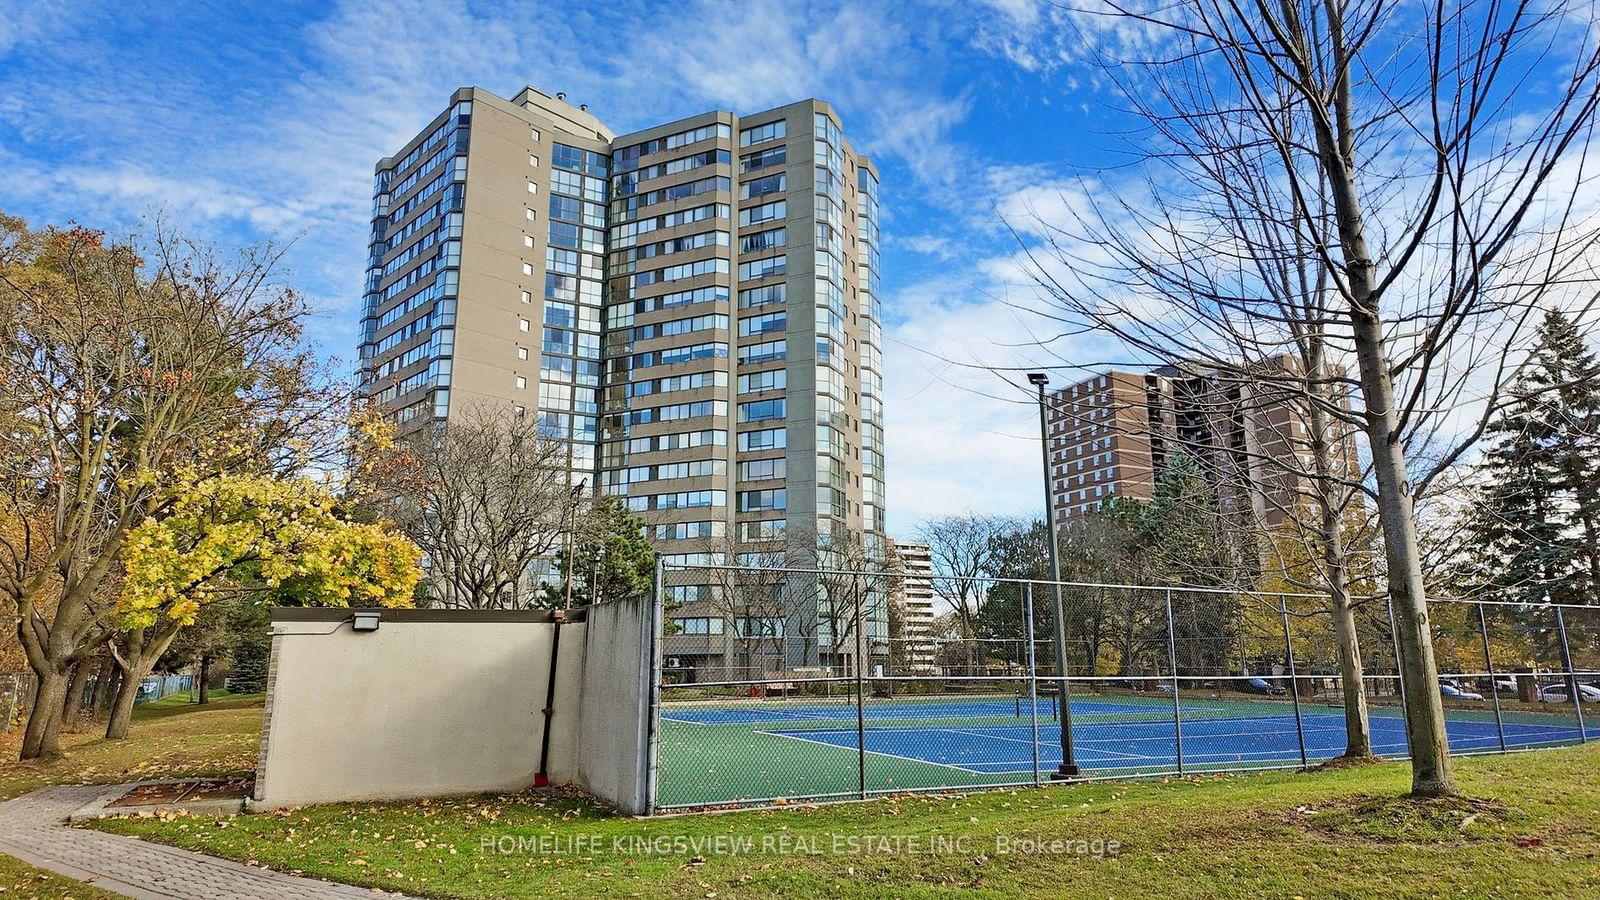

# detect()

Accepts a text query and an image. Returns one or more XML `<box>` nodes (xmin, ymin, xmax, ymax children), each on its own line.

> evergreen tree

<box><xmin>543</xmin><ymin>495</ymin><xmax>657</xmax><ymax>607</ymax></box>
<box><xmin>1470</xmin><ymin>310</ymin><xmax>1600</xmax><ymax>605</ymax></box>
<box><xmin>223</xmin><ymin>602</ymin><xmax>271</xmax><ymax>695</ymax></box>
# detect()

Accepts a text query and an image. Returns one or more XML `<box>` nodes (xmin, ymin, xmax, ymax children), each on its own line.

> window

<box><xmin>739</xmin><ymin>519</ymin><xmax>786</xmax><ymax>541</ymax></box>
<box><xmin>739</xmin><ymin>255</ymin><xmax>786</xmax><ymax>282</ymax></box>
<box><xmin>739</xmin><ymin>458</ymin><xmax>786</xmax><ymax>481</ymax></box>
<box><xmin>736</xmin><ymin>618</ymin><xmax>784</xmax><ymax>638</ymax></box>
<box><xmin>738</xmin><ymin>489</ymin><xmax>786</xmax><ymax>512</ymax></box>
<box><xmin>613</xmin><ymin>123</ymin><xmax>732</xmax><ymax>166</ymax></box>
<box><xmin>517</xmin><ymin>347</ymin><xmax>529</xmax><ymax>360</ymax></box>
<box><xmin>526</xmin><ymin>207</ymin><xmax>537</xmax><ymax>221</ymax></box>
<box><xmin>739</xmin><ymin>369</ymin><xmax>786</xmax><ymax>392</ymax></box>
<box><xmin>524</xmin><ymin>235</ymin><xmax>534</xmax><ymax>248</ymax></box>
<box><xmin>738</xmin><ymin>339</ymin><xmax>786</xmax><ymax>365</ymax></box>
<box><xmin>675</xmin><ymin>617</ymin><xmax>725</xmax><ymax>636</ymax></box>
<box><xmin>739</xmin><ymin>284</ymin><xmax>786</xmax><ymax>309</ymax></box>
<box><xmin>741</xmin><ymin>227</ymin><xmax>785</xmax><ymax>253</ymax></box>
<box><xmin>738</xmin><ymin>427</ymin><xmax>786</xmax><ymax>451</ymax></box>
<box><xmin>740</xmin><ymin>120</ymin><xmax>786</xmax><ymax>147</ymax></box>
<box><xmin>521</xmin><ymin>290</ymin><xmax>532</xmax><ymax>303</ymax></box>
<box><xmin>739</xmin><ymin>311</ymin><xmax>785</xmax><ymax>337</ymax></box>
<box><xmin>544</xmin><ymin>301</ymin><xmax>575</xmax><ymax>327</ymax></box>
<box><xmin>741</xmin><ymin>173</ymin><xmax>785</xmax><ymax>200</ymax></box>
<box><xmin>739</xmin><ymin>398</ymin><xmax>785</xmax><ymax>422</ymax></box>
<box><xmin>549</xmin><ymin>195</ymin><xmax>582</xmax><ymax>222</ymax></box>
<box><xmin>543</xmin><ymin>326</ymin><xmax>574</xmax><ymax>354</ymax></box>
<box><xmin>528</xmin><ymin>181</ymin><xmax>538</xmax><ymax>193</ymax></box>
<box><xmin>515</xmin><ymin>376</ymin><xmax>527</xmax><ymax>390</ymax></box>
<box><xmin>739</xmin><ymin>200</ymin><xmax>785</xmax><ymax>227</ymax></box>
<box><xmin>740</xmin><ymin>145</ymin><xmax>786</xmax><ymax>172</ymax></box>
<box><xmin>552</xmin><ymin>143</ymin><xmax>608</xmax><ymax>177</ymax></box>
<box><xmin>529</xmin><ymin>155</ymin><xmax>539</xmax><ymax>167</ymax></box>
<box><xmin>519</xmin><ymin>318</ymin><xmax>530</xmax><ymax>332</ymax></box>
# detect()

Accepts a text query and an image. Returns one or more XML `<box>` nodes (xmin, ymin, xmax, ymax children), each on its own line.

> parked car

<box><xmin>1536</xmin><ymin>681</ymin><xmax>1600</xmax><ymax>704</ymax></box>
<box><xmin>1240</xmin><ymin>677</ymin><xmax>1286</xmax><ymax>696</ymax></box>
<box><xmin>1440</xmin><ymin>682</ymin><xmax>1484</xmax><ymax>701</ymax></box>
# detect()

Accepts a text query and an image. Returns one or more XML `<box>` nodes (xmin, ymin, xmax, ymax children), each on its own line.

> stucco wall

<box><xmin>253</xmin><ymin>608</ymin><xmax>603</xmax><ymax>809</ymax></box>
<box><xmin>575</xmin><ymin>594</ymin><xmax>660</xmax><ymax>815</ymax></box>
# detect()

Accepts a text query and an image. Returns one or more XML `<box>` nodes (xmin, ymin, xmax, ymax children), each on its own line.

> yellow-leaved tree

<box><xmin>109</xmin><ymin>472</ymin><xmax>421</xmax><ymax>738</ymax></box>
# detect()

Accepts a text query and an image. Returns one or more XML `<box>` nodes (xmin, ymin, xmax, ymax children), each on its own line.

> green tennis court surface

<box><xmin>655</xmin><ymin>692</ymin><xmax>1595</xmax><ymax>809</ymax></box>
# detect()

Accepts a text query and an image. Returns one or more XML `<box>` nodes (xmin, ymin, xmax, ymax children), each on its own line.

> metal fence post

<box><xmin>1279</xmin><ymin>596</ymin><xmax>1308</xmax><ymax>768</ymax></box>
<box><xmin>1475</xmin><ymin>603</ymin><xmax>1508</xmax><ymax>753</ymax></box>
<box><xmin>1024</xmin><ymin>582</ymin><xmax>1041</xmax><ymax>786</ymax></box>
<box><xmin>1164</xmin><ymin>587</ymin><xmax>1184</xmax><ymax>775</ymax></box>
<box><xmin>1554</xmin><ymin>606</ymin><xmax>1587</xmax><ymax>744</ymax></box>
<box><xmin>853</xmin><ymin>574</ymin><xmax>868</xmax><ymax>798</ymax></box>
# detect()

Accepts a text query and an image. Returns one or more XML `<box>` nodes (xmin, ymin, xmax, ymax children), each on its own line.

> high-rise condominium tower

<box><xmin>1043</xmin><ymin>359</ymin><xmax>1356</xmax><ymax>528</ymax></box>
<box><xmin>357</xmin><ymin>87</ymin><xmax>886</xmax><ymax>669</ymax></box>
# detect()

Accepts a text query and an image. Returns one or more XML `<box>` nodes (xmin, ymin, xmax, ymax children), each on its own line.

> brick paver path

<box><xmin>0</xmin><ymin>785</ymin><xmax>409</xmax><ymax>899</ymax></box>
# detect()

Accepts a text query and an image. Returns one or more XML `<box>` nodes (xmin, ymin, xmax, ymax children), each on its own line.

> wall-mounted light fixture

<box><xmin>352</xmin><ymin>611</ymin><xmax>382</xmax><ymax>633</ymax></box>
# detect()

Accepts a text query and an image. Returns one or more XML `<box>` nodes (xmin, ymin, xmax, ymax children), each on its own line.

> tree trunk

<box><xmin>1311</xmin><ymin>15</ymin><xmax>1456</xmax><ymax>792</ymax></box>
<box><xmin>90</xmin><ymin>656</ymin><xmax>116</xmax><ymax>717</ymax></box>
<box><xmin>20</xmin><ymin>669</ymin><xmax>68</xmax><ymax>760</ymax></box>
<box><xmin>105</xmin><ymin>669</ymin><xmax>143</xmax><ymax>740</ymax></box>
<box><xmin>61</xmin><ymin>661</ymin><xmax>92</xmax><ymax>726</ymax></box>
<box><xmin>96</xmin><ymin>666</ymin><xmax>121</xmax><ymax>720</ymax></box>
<box><xmin>198</xmin><ymin>655</ymin><xmax>210</xmax><ymax>705</ymax></box>
<box><xmin>105</xmin><ymin>625</ymin><xmax>182</xmax><ymax>740</ymax></box>
<box><xmin>1350</xmin><ymin>314</ymin><xmax>1455</xmax><ymax>794</ymax></box>
<box><xmin>1304</xmin><ymin>361</ymin><xmax>1372</xmax><ymax>758</ymax></box>
<box><xmin>1327</xmin><ymin>571</ymin><xmax>1371</xmax><ymax>757</ymax></box>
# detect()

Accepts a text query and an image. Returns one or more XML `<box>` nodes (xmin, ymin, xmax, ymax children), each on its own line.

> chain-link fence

<box><xmin>652</xmin><ymin>564</ymin><xmax>1599</xmax><ymax>811</ymax></box>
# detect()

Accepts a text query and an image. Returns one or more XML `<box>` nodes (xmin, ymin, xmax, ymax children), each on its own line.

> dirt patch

<box><xmin>1304</xmin><ymin>754</ymin><xmax>1385</xmax><ymax>773</ymax></box>
<box><xmin>110</xmin><ymin>777</ymin><xmax>252</xmax><ymax>807</ymax></box>
<box><xmin>1292</xmin><ymin>793</ymin><xmax>1523</xmax><ymax>843</ymax></box>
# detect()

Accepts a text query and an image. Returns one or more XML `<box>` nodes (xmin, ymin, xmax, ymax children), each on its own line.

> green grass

<box><xmin>0</xmin><ymin>694</ymin><xmax>263</xmax><ymax>802</ymax></box>
<box><xmin>90</xmin><ymin>740</ymin><xmax>1600</xmax><ymax>898</ymax></box>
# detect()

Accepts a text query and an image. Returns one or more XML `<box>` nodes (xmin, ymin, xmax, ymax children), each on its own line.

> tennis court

<box><xmin>655</xmin><ymin>692</ymin><xmax>1597</xmax><ymax>808</ymax></box>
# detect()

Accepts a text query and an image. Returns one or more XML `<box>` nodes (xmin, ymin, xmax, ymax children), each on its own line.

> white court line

<box><xmin>937</xmin><ymin>728</ymin><xmax>1153</xmax><ymax>762</ymax></box>
<box><xmin>760</xmin><ymin>729</ymin><xmax>1000</xmax><ymax>776</ymax></box>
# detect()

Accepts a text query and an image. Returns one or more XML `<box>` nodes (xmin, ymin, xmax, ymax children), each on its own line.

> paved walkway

<box><xmin>0</xmin><ymin>785</ymin><xmax>408</xmax><ymax>899</ymax></box>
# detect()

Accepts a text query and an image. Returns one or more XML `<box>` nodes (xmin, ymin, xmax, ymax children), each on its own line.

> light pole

<box><xmin>1028</xmin><ymin>372</ymin><xmax>1080</xmax><ymax>778</ymax></box>
<box><xmin>563</xmin><ymin>477</ymin><xmax>589</xmax><ymax>609</ymax></box>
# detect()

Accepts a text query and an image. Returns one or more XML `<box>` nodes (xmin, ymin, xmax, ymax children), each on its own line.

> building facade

<box><xmin>887</xmin><ymin>539</ymin><xmax>938</xmax><ymax>674</ymax></box>
<box><xmin>1043</xmin><ymin>359</ymin><xmax>1353</xmax><ymax>528</ymax></box>
<box><xmin>358</xmin><ymin>87</ymin><xmax>886</xmax><ymax>673</ymax></box>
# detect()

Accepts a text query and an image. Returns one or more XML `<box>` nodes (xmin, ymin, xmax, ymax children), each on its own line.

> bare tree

<box><xmin>1012</xmin><ymin>1</ymin><xmax>1600</xmax><ymax>796</ymax></box>
<box><xmin>699</xmin><ymin>535</ymin><xmax>787</xmax><ymax>679</ymax></box>
<box><xmin>916</xmin><ymin>515</ymin><xmax>1008</xmax><ymax>668</ymax></box>
<box><xmin>366</xmin><ymin>405</ymin><xmax>581</xmax><ymax>609</ymax></box>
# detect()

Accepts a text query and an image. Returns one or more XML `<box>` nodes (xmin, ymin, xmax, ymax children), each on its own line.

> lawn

<box><xmin>0</xmin><ymin>693</ymin><xmax>263</xmax><ymax>802</ymax></box>
<box><xmin>6</xmin><ymin>694</ymin><xmax>1598</xmax><ymax>898</ymax></box>
<box><xmin>89</xmin><ymin>733</ymin><xmax>1600</xmax><ymax>898</ymax></box>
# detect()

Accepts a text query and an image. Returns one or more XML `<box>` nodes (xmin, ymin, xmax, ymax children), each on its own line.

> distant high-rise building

<box><xmin>1043</xmin><ymin>358</ymin><xmax>1354</xmax><ymax>528</ymax></box>
<box><xmin>358</xmin><ymin>87</ymin><xmax>886</xmax><ymax>667</ymax></box>
<box><xmin>888</xmin><ymin>539</ymin><xmax>938</xmax><ymax>674</ymax></box>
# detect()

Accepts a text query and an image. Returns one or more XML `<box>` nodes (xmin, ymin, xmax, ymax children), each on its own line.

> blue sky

<box><xmin>0</xmin><ymin>0</ymin><xmax>1157</xmax><ymax>534</ymax></box>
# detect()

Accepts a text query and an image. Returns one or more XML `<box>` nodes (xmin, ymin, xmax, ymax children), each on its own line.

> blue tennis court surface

<box><xmin>662</xmin><ymin>696</ymin><xmax>1221</xmax><ymax>726</ymax></box>
<box><xmin>766</xmin><ymin>712</ymin><xmax>1599</xmax><ymax>774</ymax></box>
